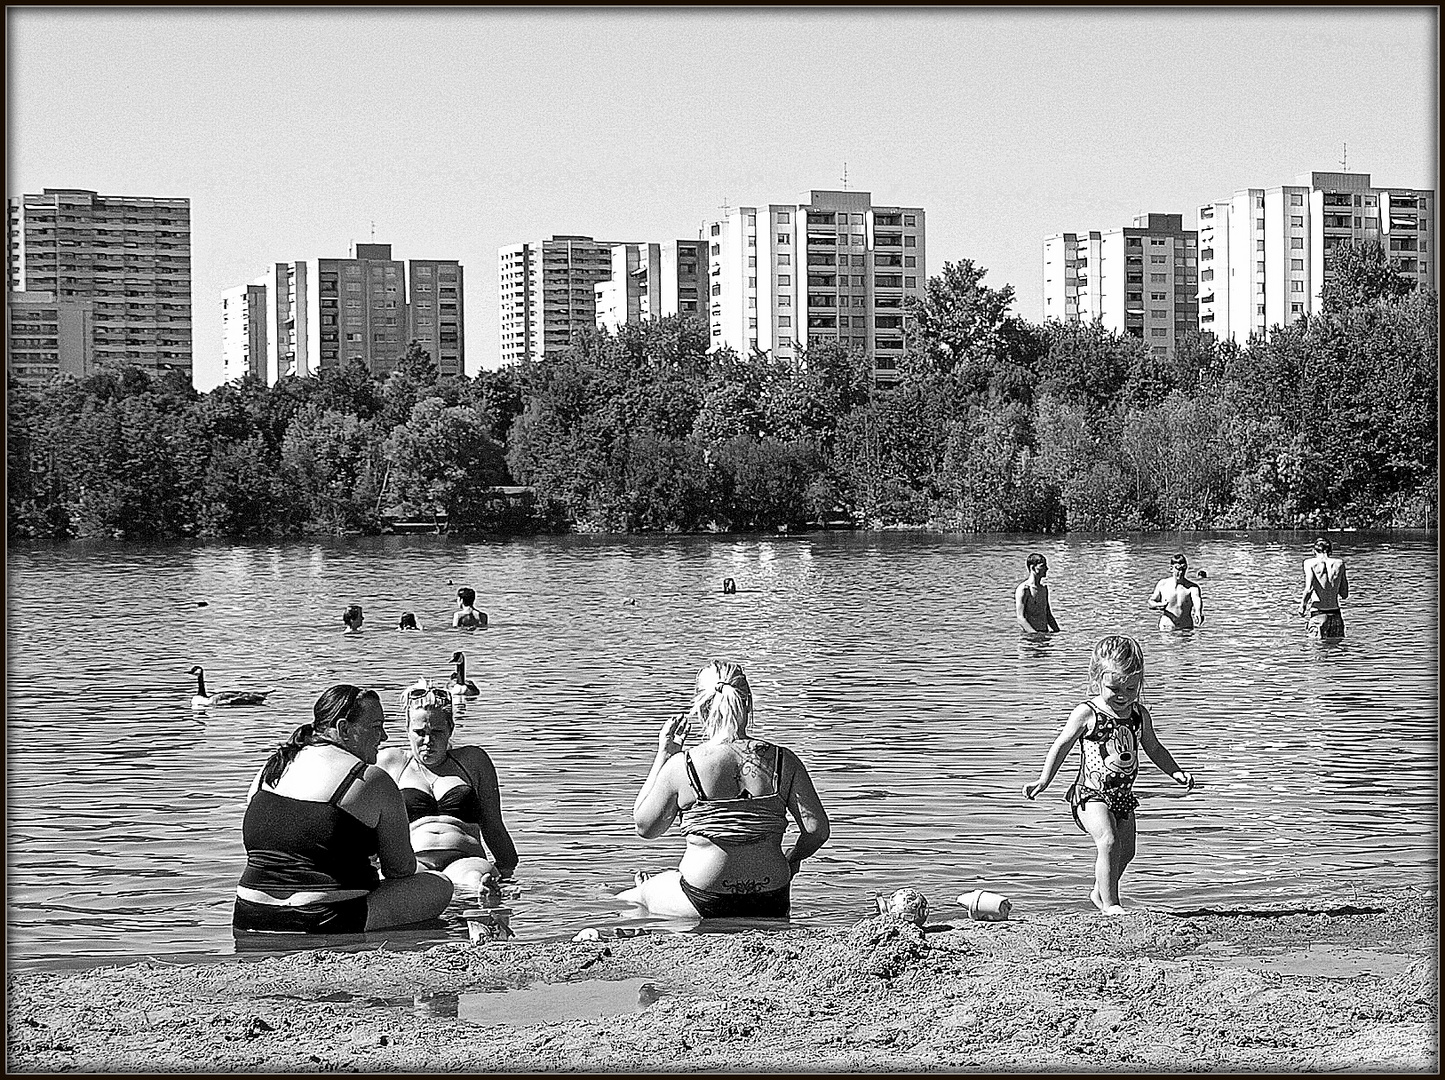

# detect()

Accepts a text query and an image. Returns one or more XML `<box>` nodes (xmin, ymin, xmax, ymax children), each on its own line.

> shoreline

<box><xmin>7</xmin><ymin>889</ymin><xmax>1436</xmax><ymax>1072</ymax></box>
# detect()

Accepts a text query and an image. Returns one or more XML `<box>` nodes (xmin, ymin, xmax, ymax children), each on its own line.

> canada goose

<box><xmin>448</xmin><ymin>651</ymin><xmax>480</xmax><ymax>698</ymax></box>
<box><xmin>189</xmin><ymin>665</ymin><xmax>272</xmax><ymax>708</ymax></box>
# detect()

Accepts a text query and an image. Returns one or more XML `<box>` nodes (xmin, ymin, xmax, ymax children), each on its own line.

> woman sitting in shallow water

<box><xmin>619</xmin><ymin>660</ymin><xmax>830</xmax><ymax>919</ymax></box>
<box><xmin>233</xmin><ymin>685</ymin><xmax>453</xmax><ymax>935</ymax></box>
<box><xmin>378</xmin><ymin>681</ymin><xmax>518</xmax><ymax>897</ymax></box>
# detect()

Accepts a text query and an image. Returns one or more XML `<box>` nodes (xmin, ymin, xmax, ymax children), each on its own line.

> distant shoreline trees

<box><xmin>7</xmin><ymin>242</ymin><xmax>1436</xmax><ymax>541</ymax></box>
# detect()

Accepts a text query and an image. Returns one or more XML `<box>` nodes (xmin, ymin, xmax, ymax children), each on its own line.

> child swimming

<box><xmin>1022</xmin><ymin>634</ymin><xmax>1194</xmax><ymax>915</ymax></box>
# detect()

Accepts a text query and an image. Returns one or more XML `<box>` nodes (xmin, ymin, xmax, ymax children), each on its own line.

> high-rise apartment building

<box><xmin>1042</xmin><ymin>213</ymin><xmax>1199</xmax><ymax>355</ymax></box>
<box><xmin>498</xmin><ymin>235</ymin><xmax>632</xmax><ymax>365</ymax></box>
<box><xmin>594</xmin><ymin>240</ymin><xmax>707</xmax><ymax>332</ymax></box>
<box><xmin>1197</xmin><ymin>171</ymin><xmax>1436</xmax><ymax>343</ymax></box>
<box><xmin>259</xmin><ymin>261</ymin><xmax>309</xmax><ymax>382</ymax></box>
<box><xmin>6</xmin><ymin>188</ymin><xmax>192</xmax><ymax>379</ymax></box>
<box><xmin>406</xmin><ymin>260</ymin><xmax>464</xmax><ymax>376</ymax></box>
<box><xmin>220</xmin><ymin>283</ymin><xmax>268</xmax><ymax>383</ymax></box>
<box><xmin>313</xmin><ymin>243</ymin><xmax>409</xmax><ymax>377</ymax></box>
<box><xmin>706</xmin><ymin>190</ymin><xmax>925</xmax><ymax>382</ymax></box>
<box><xmin>5</xmin><ymin>290</ymin><xmax>95</xmax><ymax>385</ymax></box>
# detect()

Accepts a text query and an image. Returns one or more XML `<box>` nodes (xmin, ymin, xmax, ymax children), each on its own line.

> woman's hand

<box><xmin>659</xmin><ymin>713</ymin><xmax>690</xmax><ymax>753</ymax></box>
<box><xmin>1172</xmin><ymin>770</ymin><xmax>1195</xmax><ymax>793</ymax></box>
<box><xmin>1022</xmin><ymin>779</ymin><xmax>1047</xmax><ymax>800</ymax></box>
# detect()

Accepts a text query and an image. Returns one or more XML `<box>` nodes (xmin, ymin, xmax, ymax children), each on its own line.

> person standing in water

<box><xmin>1299</xmin><ymin>538</ymin><xmax>1349</xmax><ymax>638</ymax></box>
<box><xmin>1023</xmin><ymin>635</ymin><xmax>1194</xmax><ymax>915</ymax></box>
<box><xmin>452</xmin><ymin>588</ymin><xmax>488</xmax><ymax>629</ymax></box>
<box><xmin>1148</xmin><ymin>554</ymin><xmax>1204</xmax><ymax>630</ymax></box>
<box><xmin>1015</xmin><ymin>553</ymin><xmax>1060</xmax><ymax>634</ymax></box>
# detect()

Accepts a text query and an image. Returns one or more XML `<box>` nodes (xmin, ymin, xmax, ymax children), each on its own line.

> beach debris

<box><xmin>957</xmin><ymin>889</ymin><xmax>1012</xmax><ymax>922</ymax></box>
<box><xmin>875</xmin><ymin>888</ymin><xmax>929</xmax><ymax>926</ymax></box>
<box><xmin>572</xmin><ymin>927</ymin><xmax>602</xmax><ymax>942</ymax></box>
<box><xmin>463</xmin><ymin>907</ymin><xmax>514</xmax><ymax>943</ymax></box>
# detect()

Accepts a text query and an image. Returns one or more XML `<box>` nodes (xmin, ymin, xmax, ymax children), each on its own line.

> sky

<box><xmin>7</xmin><ymin>7</ymin><xmax>1438</xmax><ymax>391</ymax></box>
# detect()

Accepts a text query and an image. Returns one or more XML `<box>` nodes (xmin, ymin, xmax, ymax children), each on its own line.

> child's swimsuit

<box><xmin>676</xmin><ymin>744</ymin><xmax>791</xmax><ymax>918</ymax></box>
<box><xmin>1067</xmin><ymin>703</ymin><xmax>1143</xmax><ymax>831</ymax></box>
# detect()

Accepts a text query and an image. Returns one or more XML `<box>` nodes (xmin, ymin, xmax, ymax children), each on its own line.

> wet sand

<box><xmin>7</xmin><ymin>889</ymin><xmax>1436</xmax><ymax>1072</ymax></box>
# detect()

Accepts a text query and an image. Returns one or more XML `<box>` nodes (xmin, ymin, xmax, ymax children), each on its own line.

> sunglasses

<box><xmin>401</xmin><ymin>685</ymin><xmax>453</xmax><ymax>708</ymax></box>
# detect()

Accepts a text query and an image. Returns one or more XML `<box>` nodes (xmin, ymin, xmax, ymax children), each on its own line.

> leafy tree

<box><xmin>384</xmin><ymin>398</ymin><xmax>509</xmax><ymax>526</ymax></box>
<box><xmin>1320</xmin><ymin>240</ymin><xmax>1417</xmax><ymax>313</ymax></box>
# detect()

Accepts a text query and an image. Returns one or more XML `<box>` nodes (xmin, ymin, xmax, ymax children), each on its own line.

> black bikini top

<box><xmin>401</xmin><ymin>754</ymin><xmax>483</xmax><ymax>824</ymax></box>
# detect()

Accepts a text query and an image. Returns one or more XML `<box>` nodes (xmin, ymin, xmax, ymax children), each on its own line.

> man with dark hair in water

<box><xmin>453</xmin><ymin>587</ymin><xmax>488</xmax><ymax>629</ymax></box>
<box><xmin>1300</xmin><ymin>538</ymin><xmax>1349</xmax><ymax>638</ymax></box>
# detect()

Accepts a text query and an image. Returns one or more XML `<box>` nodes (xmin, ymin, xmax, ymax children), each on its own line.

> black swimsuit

<box><xmin>402</xmin><ymin>753</ymin><xmax>483</xmax><ymax>824</ymax></box>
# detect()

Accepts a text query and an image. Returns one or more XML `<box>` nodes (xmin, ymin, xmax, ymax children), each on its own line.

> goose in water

<box><xmin>447</xmin><ymin>651</ymin><xmax>481</xmax><ymax>698</ymax></box>
<box><xmin>189</xmin><ymin>665</ymin><xmax>272</xmax><ymax>708</ymax></box>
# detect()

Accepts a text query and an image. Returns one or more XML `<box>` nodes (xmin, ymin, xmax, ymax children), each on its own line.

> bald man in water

<box><xmin>1299</xmin><ymin>538</ymin><xmax>1349</xmax><ymax>639</ymax></box>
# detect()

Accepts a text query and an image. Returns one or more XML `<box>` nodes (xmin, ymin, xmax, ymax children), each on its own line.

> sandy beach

<box><xmin>7</xmin><ymin>888</ymin><xmax>1435</xmax><ymax>1073</ymax></box>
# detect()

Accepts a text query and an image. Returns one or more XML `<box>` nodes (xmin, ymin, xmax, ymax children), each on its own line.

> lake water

<box><xmin>5</xmin><ymin>532</ymin><xmax>1438</xmax><ymax>970</ymax></box>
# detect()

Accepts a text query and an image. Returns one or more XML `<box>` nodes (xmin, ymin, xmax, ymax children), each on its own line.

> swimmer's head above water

<box><xmin>342</xmin><ymin>604</ymin><xmax>364</xmax><ymax>632</ymax></box>
<box><xmin>457</xmin><ymin>587</ymin><xmax>477</xmax><ymax>607</ymax></box>
<box><xmin>1314</xmin><ymin>538</ymin><xmax>1332</xmax><ymax>555</ymax></box>
<box><xmin>1026</xmin><ymin>552</ymin><xmax>1048</xmax><ymax>578</ymax></box>
<box><xmin>398</xmin><ymin>611</ymin><xmax>420</xmax><ymax>631</ymax></box>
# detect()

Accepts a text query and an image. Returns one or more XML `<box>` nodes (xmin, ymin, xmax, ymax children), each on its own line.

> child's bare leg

<box><xmin>1112</xmin><ymin>814</ymin><xmax>1139</xmax><ymax>909</ymax></box>
<box><xmin>1079</xmin><ymin>801</ymin><xmax>1127</xmax><ymax>914</ymax></box>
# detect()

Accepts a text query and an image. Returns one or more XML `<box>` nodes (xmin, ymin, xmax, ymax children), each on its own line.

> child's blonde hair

<box><xmin>1088</xmin><ymin>634</ymin><xmax>1146</xmax><ymax>695</ymax></box>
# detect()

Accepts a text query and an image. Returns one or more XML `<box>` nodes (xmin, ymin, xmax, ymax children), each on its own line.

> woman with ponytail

<box><xmin>233</xmin><ymin>684</ymin><xmax>453</xmax><ymax>935</ymax></box>
<box><xmin>620</xmin><ymin>660</ymin><xmax>830</xmax><ymax>919</ymax></box>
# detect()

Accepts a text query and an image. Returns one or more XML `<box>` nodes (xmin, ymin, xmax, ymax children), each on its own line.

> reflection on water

<box><xmin>5</xmin><ymin>532</ymin><xmax>1438</xmax><ymax>970</ymax></box>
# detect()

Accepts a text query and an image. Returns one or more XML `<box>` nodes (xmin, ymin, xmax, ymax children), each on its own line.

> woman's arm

<box><xmin>1022</xmin><ymin>704</ymin><xmax>1090</xmax><ymax>799</ymax></box>
<box><xmin>1139</xmin><ymin>706</ymin><xmax>1194</xmax><ymax>791</ymax></box>
<box><xmin>781</xmin><ymin>748</ymin><xmax>830</xmax><ymax>877</ymax></box>
<box><xmin>633</xmin><ymin>714</ymin><xmax>689</xmax><ymax>839</ymax></box>
<box><xmin>363</xmin><ymin>767</ymin><xmax>420</xmax><ymax>879</ymax></box>
<box><xmin>464</xmin><ymin>748</ymin><xmax>518</xmax><ymax>877</ymax></box>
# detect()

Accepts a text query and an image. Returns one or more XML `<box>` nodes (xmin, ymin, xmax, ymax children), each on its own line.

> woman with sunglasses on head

<box><xmin>377</xmin><ymin>681</ymin><xmax>518</xmax><ymax>897</ymax></box>
<box><xmin>620</xmin><ymin>660</ymin><xmax>830</xmax><ymax>920</ymax></box>
<box><xmin>233</xmin><ymin>685</ymin><xmax>453</xmax><ymax>936</ymax></box>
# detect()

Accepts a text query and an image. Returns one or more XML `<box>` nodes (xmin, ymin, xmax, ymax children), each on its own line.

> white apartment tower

<box><xmin>220</xmin><ymin>283</ymin><xmax>268</xmax><ymax>383</ymax></box>
<box><xmin>1197</xmin><ymin>171</ymin><xmax>1436</xmax><ymax>343</ymax></box>
<box><xmin>1042</xmin><ymin>213</ymin><xmax>1199</xmax><ymax>356</ymax></box>
<box><xmin>595</xmin><ymin>240</ymin><xmax>707</xmax><ymax>332</ymax></box>
<box><xmin>7</xmin><ymin>188</ymin><xmax>192</xmax><ymax>380</ymax></box>
<box><xmin>260</xmin><ymin>261</ymin><xmax>308</xmax><ymax>382</ymax></box>
<box><xmin>706</xmin><ymin>190</ymin><xmax>926</xmax><ymax>382</ymax></box>
<box><xmin>498</xmin><ymin>235</ymin><xmax>630</xmax><ymax>365</ymax></box>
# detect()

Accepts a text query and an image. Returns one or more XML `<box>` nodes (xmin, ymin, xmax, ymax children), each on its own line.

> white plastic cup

<box><xmin>462</xmin><ymin>906</ymin><xmax>513</xmax><ymax>943</ymax></box>
<box><xmin>957</xmin><ymin>890</ymin><xmax>1011</xmax><ymax>922</ymax></box>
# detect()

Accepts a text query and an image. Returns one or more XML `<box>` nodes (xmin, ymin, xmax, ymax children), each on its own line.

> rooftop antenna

<box><xmin>841</xmin><ymin>162</ymin><xmax>849</xmax><ymax>191</ymax></box>
<box><xmin>370</xmin><ymin>220</ymin><xmax>376</xmax><ymax>241</ymax></box>
<box><xmin>719</xmin><ymin>197</ymin><xmax>732</xmax><ymax>217</ymax></box>
<box><xmin>1340</xmin><ymin>142</ymin><xmax>1348</xmax><ymax>172</ymax></box>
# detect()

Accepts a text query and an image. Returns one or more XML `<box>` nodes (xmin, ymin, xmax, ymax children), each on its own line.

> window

<box><xmin>1150</xmin><ymin>273</ymin><xmax>1167</xmax><ymax>283</ymax></box>
<box><xmin>1150</xmin><ymin>254</ymin><xmax>1167</xmax><ymax>263</ymax></box>
<box><xmin>1150</xmin><ymin>328</ymin><xmax>1167</xmax><ymax>337</ymax></box>
<box><xmin>748</xmin><ymin>318</ymin><xmax>757</xmax><ymax>329</ymax></box>
<box><xmin>748</xmin><ymin>256</ymin><xmax>757</xmax><ymax>267</ymax></box>
<box><xmin>778</xmin><ymin>274</ymin><xmax>791</xmax><ymax>286</ymax></box>
<box><xmin>1290</xmin><ymin>193</ymin><xmax>1304</xmax><ymax>206</ymax></box>
<box><xmin>1290</xmin><ymin>280</ymin><xmax>1304</xmax><ymax>292</ymax></box>
<box><xmin>747</xmin><ymin>235</ymin><xmax>756</xmax><ymax>247</ymax></box>
<box><xmin>778</xmin><ymin>315</ymin><xmax>792</xmax><ymax>327</ymax></box>
<box><xmin>1256</xmin><ymin>261</ymin><xmax>1265</xmax><ymax>273</ymax></box>
<box><xmin>904</xmin><ymin>256</ymin><xmax>916</xmax><ymax>267</ymax></box>
<box><xmin>1150</xmin><ymin>309</ymin><xmax>1167</xmax><ymax>318</ymax></box>
<box><xmin>710</xmin><ymin>223</ymin><xmax>720</xmax><ymax>236</ymax></box>
<box><xmin>1151</xmin><ymin>292</ymin><xmax>1167</xmax><ymax>301</ymax></box>
<box><xmin>1291</xmin><ymin>215</ymin><xmax>1304</xmax><ymax>227</ymax></box>
<box><xmin>711</xmin><ymin>283</ymin><xmax>721</xmax><ymax>296</ymax></box>
<box><xmin>710</xmin><ymin>243</ymin><xmax>720</xmax><ymax>255</ymax></box>
<box><xmin>1256</xmin><ymin>240</ymin><xmax>1265</xmax><ymax>251</ymax></box>
<box><xmin>852</xmin><ymin>214</ymin><xmax>864</xmax><ymax>224</ymax></box>
<box><xmin>777</xmin><ymin>233</ymin><xmax>790</xmax><ymax>245</ymax></box>
<box><xmin>778</xmin><ymin>254</ymin><xmax>790</xmax><ymax>265</ymax></box>
<box><xmin>1256</xmin><ymin>304</ymin><xmax>1266</xmax><ymax>315</ymax></box>
<box><xmin>1354</xmin><ymin>217</ymin><xmax>1362</xmax><ymax>228</ymax></box>
<box><xmin>747</xmin><ymin>297</ymin><xmax>756</xmax><ymax>309</ymax></box>
<box><xmin>1291</xmin><ymin>259</ymin><xmax>1304</xmax><ymax>271</ymax></box>
<box><xmin>777</xmin><ymin>211</ymin><xmax>791</xmax><ymax>224</ymax></box>
<box><xmin>345</xmin><ymin>282</ymin><xmax>360</xmax><ymax>292</ymax></box>
<box><xmin>904</xmin><ymin>215</ymin><xmax>916</xmax><ymax>226</ymax></box>
<box><xmin>1291</xmin><ymin>303</ymin><xmax>1304</xmax><ymax>314</ymax></box>
<box><xmin>853</xmin><ymin>233</ymin><xmax>865</xmax><ymax>245</ymax></box>
<box><xmin>1291</xmin><ymin>237</ymin><xmax>1304</xmax><ymax>249</ymax></box>
<box><xmin>903</xmin><ymin>235</ymin><xmax>916</xmax><ymax>247</ymax></box>
<box><xmin>779</xmin><ymin>295</ymin><xmax>791</xmax><ymax>306</ymax></box>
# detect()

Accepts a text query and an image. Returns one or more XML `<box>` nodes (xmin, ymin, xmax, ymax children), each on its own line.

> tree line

<box><xmin>7</xmin><ymin>241</ymin><xmax>1436</xmax><ymax>540</ymax></box>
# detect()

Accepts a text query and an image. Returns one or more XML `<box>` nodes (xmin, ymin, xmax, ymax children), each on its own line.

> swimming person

<box><xmin>453</xmin><ymin>587</ymin><xmax>488</xmax><ymax>629</ymax></box>
<box><xmin>342</xmin><ymin>605</ymin><xmax>365</xmax><ymax>634</ymax></box>
<box><xmin>619</xmin><ymin>660</ymin><xmax>830</xmax><ymax>920</ymax></box>
<box><xmin>233</xmin><ymin>685</ymin><xmax>453</xmax><ymax>935</ymax></box>
<box><xmin>1015</xmin><ymin>553</ymin><xmax>1060</xmax><ymax>633</ymax></box>
<box><xmin>1299</xmin><ymin>538</ymin><xmax>1349</xmax><ymax>638</ymax></box>
<box><xmin>1148</xmin><ymin>553</ymin><xmax>1204</xmax><ymax>630</ymax></box>
<box><xmin>378</xmin><ymin>681</ymin><xmax>517</xmax><ymax>896</ymax></box>
<box><xmin>398</xmin><ymin>612</ymin><xmax>422</xmax><ymax>631</ymax></box>
<box><xmin>1022</xmin><ymin>635</ymin><xmax>1194</xmax><ymax>915</ymax></box>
